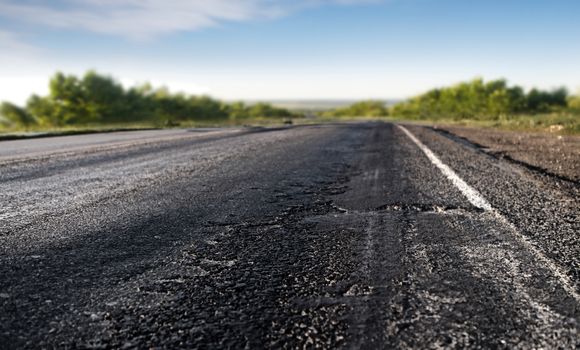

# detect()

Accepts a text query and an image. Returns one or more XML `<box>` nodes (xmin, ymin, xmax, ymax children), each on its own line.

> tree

<box><xmin>488</xmin><ymin>89</ymin><xmax>511</xmax><ymax>118</ymax></box>
<box><xmin>526</xmin><ymin>87</ymin><xmax>568</xmax><ymax>112</ymax></box>
<box><xmin>27</xmin><ymin>95</ymin><xmax>62</xmax><ymax>126</ymax></box>
<box><xmin>47</xmin><ymin>72</ymin><xmax>92</xmax><ymax>124</ymax></box>
<box><xmin>322</xmin><ymin>100</ymin><xmax>388</xmax><ymax>117</ymax></box>
<box><xmin>389</xmin><ymin>79</ymin><xmax>571</xmax><ymax>120</ymax></box>
<box><xmin>5</xmin><ymin>70</ymin><xmax>298</xmax><ymax>128</ymax></box>
<box><xmin>225</xmin><ymin>101</ymin><xmax>250</xmax><ymax>120</ymax></box>
<box><xmin>568</xmin><ymin>90</ymin><xmax>580</xmax><ymax>111</ymax></box>
<box><xmin>81</xmin><ymin>71</ymin><xmax>126</xmax><ymax>123</ymax></box>
<box><xmin>0</xmin><ymin>102</ymin><xmax>37</xmax><ymax>128</ymax></box>
<box><xmin>247</xmin><ymin>103</ymin><xmax>292</xmax><ymax>118</ymax></box>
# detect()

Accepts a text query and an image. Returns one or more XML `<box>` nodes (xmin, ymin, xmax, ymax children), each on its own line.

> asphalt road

<box><xmin>0</xmin><ymin>122</ymin><xmax>578</xmax><ymax>349</ymax></box>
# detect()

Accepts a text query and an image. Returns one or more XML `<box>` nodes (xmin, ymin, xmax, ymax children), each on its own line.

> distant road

<box><xmin>0</xmin><ymin>123</ymin><xmax>578</xmax><ymax>348</ymax></box>
<box><xmin>0</xmin><ymin>128</ymin><xmax>241</xmax><ymax>160</ymax></box>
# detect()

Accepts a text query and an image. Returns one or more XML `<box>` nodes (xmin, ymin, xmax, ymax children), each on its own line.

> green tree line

<box><xmin>0</xmin><ymin>71</ymin><xmax>297</xmax><ymax>129</ymax></box>
<box><xmin>320</xmin><ymin>100</ymin><xmax>389</xmax><ymax>118</ymax></box>
<box><xmin>390</xmin><ymin>78</ymin><xmax>576</xmax><ymax>120</ymax></box>
<box><xmin>317</xmin><ymin>79</ymin><xmax>579</xmax><ymax>121</ymax></box>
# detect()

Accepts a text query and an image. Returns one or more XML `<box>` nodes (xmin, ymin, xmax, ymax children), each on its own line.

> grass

<box><xmin>309</xmin><ymin>112</ymin><xmax>580</xmax><ymax>135</ymax></box>
<box><xmin>0</xmin><ymin>123</ymin><xmax>162</xmax><ymax>141</ymax></box>
<box><xmin>391</xmin><ymin>113</ymin><xmax>580</xmax><ymax>135</ymax></box>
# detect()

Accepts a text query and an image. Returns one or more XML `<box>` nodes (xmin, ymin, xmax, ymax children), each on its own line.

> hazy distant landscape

<box><xmin>258</xmin><ymin>99</ymin><xmax>400</xmax><ymax>111</ymax></box>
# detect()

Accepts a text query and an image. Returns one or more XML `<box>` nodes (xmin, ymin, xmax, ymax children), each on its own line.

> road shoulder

<box><xmin>432</xmin><ymin>125</ymin><xmax>580</xmax><ymax>183</ymax></box>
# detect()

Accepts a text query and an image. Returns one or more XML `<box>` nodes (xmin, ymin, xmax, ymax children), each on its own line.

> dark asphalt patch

<box><xmin>0</xmin><ymin>123</ymin><xmax>578</xmax><ymax>349</ymax></box>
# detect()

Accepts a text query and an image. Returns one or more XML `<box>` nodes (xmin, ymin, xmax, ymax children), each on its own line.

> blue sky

<box><xmin>0</xmin><ymin>0</ymin><xmax>579</xmax><ymax>104</ymax></box>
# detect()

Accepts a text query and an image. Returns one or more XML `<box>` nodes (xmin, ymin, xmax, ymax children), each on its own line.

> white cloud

<box><xmin>0</xmin><ymin>30</ymin><xmax>39</xmax><ymax>54</ymax></box>
<box><xmin>0</xmin><ymin>0</ymin><xmax>382</xmax><ymax>40</ymax></box>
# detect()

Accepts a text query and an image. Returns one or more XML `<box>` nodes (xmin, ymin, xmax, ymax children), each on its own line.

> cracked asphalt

<box><xmin>0</xmin><ymin>122</ymin><xmax>578</xmax><ymax>349</ymax></box>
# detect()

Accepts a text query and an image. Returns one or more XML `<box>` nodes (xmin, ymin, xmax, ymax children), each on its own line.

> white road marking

<box><xmin>398</xmin><ymin>124</ymin><xmax>580</xmax><ymax>303</ymax></box>
<box><xmin>398</xmin><ymin>125</ymin><xmax>492</xmax><ymax>211</ymax></box>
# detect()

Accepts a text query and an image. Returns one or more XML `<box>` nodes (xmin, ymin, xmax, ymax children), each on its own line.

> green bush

<box><xmin>390</xmin><ymin>78</ymin><xmax>572</xmax><ymax>120</ymax></box>
<box><xmin>568</xmin><ymin>92</ymin><xmax>580</xmax><ymax>112</ymax></box>
<box><xmin>0</xmin><ymin>102</ymin><xmax>37</xmax><ymax>128</ymax></box>
<box><xmin>0</xmin><ymin>71</ymin><xmax>298</xmax><ymax>130</ymax></box>
<box><xmin>321</xmin><ymin>100</ymin><xmax>389</xmax><ymax>117</ymax></box>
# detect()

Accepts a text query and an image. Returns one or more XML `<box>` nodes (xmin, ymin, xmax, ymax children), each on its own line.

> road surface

<box><xmin>0</xmin><ymin>123</ymin><xmax>578</xmax><ymax>348</ymax></box>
